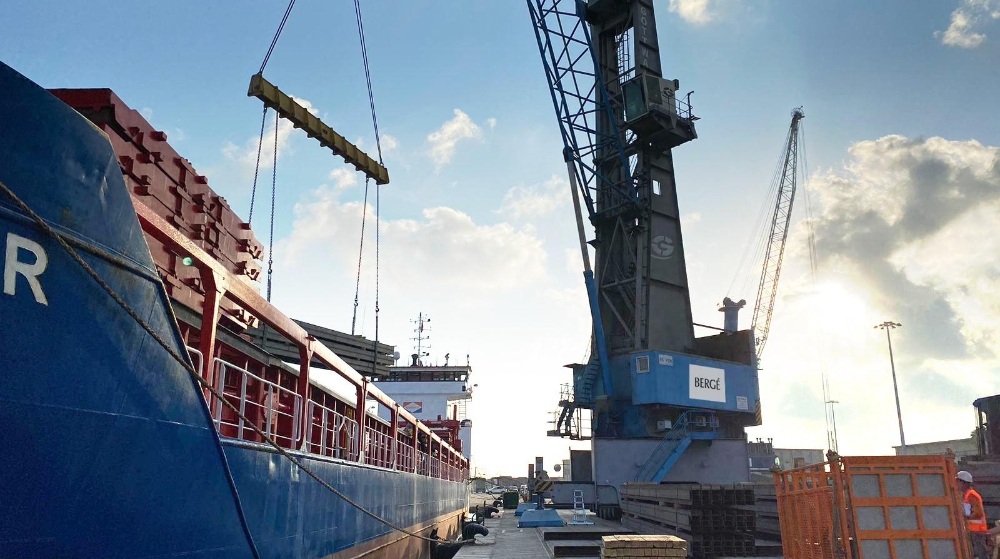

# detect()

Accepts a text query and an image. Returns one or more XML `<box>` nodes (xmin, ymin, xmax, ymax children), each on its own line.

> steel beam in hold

<box><xmin>247</xmin><ymin>73</ymin><xmax>389</xmax><ymax>185</ymax></box>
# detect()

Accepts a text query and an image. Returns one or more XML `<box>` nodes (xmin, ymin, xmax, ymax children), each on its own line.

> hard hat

<box><xmin>957</xmin><ymin>471</ymin><xmax>973</xmax><ymax>483</ymax></box>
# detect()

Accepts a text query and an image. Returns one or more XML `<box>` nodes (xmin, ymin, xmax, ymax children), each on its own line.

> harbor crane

<box><xmin>529</xmin><ymin>0</ymin><xmax>761</xmax><ymax>502</ymax></box>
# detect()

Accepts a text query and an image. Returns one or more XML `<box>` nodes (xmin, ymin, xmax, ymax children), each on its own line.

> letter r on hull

<box><xmin>4</xmin><ymin>233</ymin><xmax>48</xmax><ymax>305</ymax></box>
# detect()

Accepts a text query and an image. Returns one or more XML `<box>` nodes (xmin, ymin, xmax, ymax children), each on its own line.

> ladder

<box><xmin>634</xmin><ymin>411</ymin><xmax>719</xmax><ymax>483</ymax></box>
<box><xmin>568</xmin><ymin>489</ymin><xmax>593</xmax><ymax>525</ymax></box>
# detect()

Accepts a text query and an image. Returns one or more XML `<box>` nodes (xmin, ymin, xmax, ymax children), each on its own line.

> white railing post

<box><xmin>317</xmin><ymin>406</ymin><xmax>326</xmax><ymax>456</ymax></box>
<box><xmin>213</xmin><ymin>360</ymin><xmax>225</xmax><ymax>426</ymax></box>
<box><xmin>265</xmin><ymin>386</ymin><xmax>274</xmax><ymax>440</ymax></box>
<box><xmin>293</xmin><ymin>395</ymin><xmax>302</xmax><ymax>447</ymax></box>
<box><xmin>304</xmin><ymin>402</ymin><xmax>313</xmax><ymax>452</ymax></box>
<box><xmin>238</xmin><ymin>371</ymin><xmax>248</xmax><ymax>440</ymax></box>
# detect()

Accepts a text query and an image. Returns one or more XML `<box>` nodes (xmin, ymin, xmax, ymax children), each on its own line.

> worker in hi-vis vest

<box><xmin>958</xmin><ymin>470</ymin><xmax>989</xmax><ymax>559</ymax></box>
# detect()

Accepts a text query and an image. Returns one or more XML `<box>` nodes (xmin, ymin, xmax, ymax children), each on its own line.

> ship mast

<box><xmin>410</xmin><ymin>312</ymin><xmax>431</xmax><ymax>365</ymax></box>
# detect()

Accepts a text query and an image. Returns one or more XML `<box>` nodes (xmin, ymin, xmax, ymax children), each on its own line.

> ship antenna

<box><xmin>410</xmin><ymin>313</ymin><xmax>431</xmax><ymax>366</ymax></box>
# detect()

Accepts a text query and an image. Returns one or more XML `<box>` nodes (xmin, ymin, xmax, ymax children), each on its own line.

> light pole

<box><xmin>875</xmin><ymin>321</ymin><xmax>905</xmax><ymax>449</ymax></box>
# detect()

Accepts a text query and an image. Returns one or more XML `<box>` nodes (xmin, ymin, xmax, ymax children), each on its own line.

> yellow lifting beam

<box><xmin>248</xmin><ymin>73</ymin><xmax>389</xmax><ymax>185</ymax></box>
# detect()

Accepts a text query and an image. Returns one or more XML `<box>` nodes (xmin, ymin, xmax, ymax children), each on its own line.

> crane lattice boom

<box><xmin>751</xmin><ymin>107</ymin><xmax>804</xmax><ymax>358</ymax></box>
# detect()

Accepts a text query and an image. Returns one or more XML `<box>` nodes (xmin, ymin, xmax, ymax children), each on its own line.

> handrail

<box><xmin>396</xmin><ymin>440</ymin><xmax>415</xmax><ymax>473</ymax></box>
<box><xmin>185</xmin><ymin>346</ymin><xmax>204</xmax><ymax>377</ymax></box>
<box><xmin>364</xmin><ymin>425</ymin><xmax>395</xmax><ymax>469</ymax></box>
<box><xmin>196</xmin><ymin>355</ymin><xmax>468</xmax><ymax>479</ymax></box>
<box><xmin>212</xmin><ymin>357</ymin><xmax>302</xmax><ymax>447</ymax></box>
<box><xmin>305</xmin><ymin>400</ymin><xmax>359</xmax><ymax>461</ymax></box>
<box><xmin>636</xmin><ymin>410</ymin><xmax>718</xmax><ymax>481</ymax></box>
<box><xmin>133</xmin><ymin>201</ymin><xmax>462</xmax><ymax>460</ymax></box>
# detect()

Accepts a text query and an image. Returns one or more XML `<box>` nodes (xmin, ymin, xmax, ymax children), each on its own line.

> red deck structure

<box><xmin>50</xmin><ymin>88</ymin><xmax>469</xmax><ymax>482</ymax></box>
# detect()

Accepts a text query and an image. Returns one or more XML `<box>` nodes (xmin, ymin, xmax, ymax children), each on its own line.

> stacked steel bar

<box><xmin>49</xmin><ymin>88</ymin><xmax>262</xmax><ymax>330</ymax></box>
<box><xmin>601</xmin><ymin>535</ymin><xmax>688</xmax><ymax>558</ymax></box>
<box><xmin>749</xmin><ymin>482</ymin><xmax>783</xmax><ymax>557</ymax></box>
<box><xmin>620</xmin><ymin>483</ymin><xmax>756</xmax><ymax>558</ymax></box>
<box><xmin>249</xmin><ymin>318</ymin><xmax>395</xmax><ymax>378</ymax></box>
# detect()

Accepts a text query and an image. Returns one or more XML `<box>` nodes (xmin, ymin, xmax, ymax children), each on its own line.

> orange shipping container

<box><xmin>775</xmin><ymin>454</ymin><xmax>973</xmax><ymax>559</ymax></box>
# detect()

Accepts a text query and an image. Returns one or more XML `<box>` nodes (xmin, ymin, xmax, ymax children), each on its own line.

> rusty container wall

<box><xmin>841</xmin><ymin>456</ymin><xmax>971</xmax><ymax>559</ymax></box>
<box><xmin>776</xmin><ymin>455</ymin><xmax>973</xmax><ymax>559</ymax></box>
<box><xmin>774</xmin><ymin>461</ymin><xmax>845</xmax><ymax>559</ymax></box>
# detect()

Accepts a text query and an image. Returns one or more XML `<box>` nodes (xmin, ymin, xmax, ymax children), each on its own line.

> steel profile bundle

<box><xmin>620</xmin><ymin>483</ymin><xmax>757</xmax><ymax>558</ymax></box>
<box><xmin>750</xmin><ymin>481</ymin><xmax>784</xmax><ymax>556</ymax></box>
<box><xmin>48</xmin><ymin>88</ymin><xmax>262</xmax><ymax>330</ymax></box>
<box><xmin>774</xmin><ymin>455</ymin><xmax>974</xmax><ymax>559</ymax></box>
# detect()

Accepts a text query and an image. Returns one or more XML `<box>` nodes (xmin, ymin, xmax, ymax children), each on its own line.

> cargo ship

<box><xmin>0</xmin><ymin>61</ymin><xmax>469</xmax><ymax>558</ymax></box>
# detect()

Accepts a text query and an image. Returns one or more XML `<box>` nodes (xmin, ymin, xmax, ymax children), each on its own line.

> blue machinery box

<box><xmin>617</xmin><ymin>351</ymin><xmax>759</xmax><ymax>416</ymax></box>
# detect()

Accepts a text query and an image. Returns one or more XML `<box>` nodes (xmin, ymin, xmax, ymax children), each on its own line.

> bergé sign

<box><xmin>689</xmin><ymin>364</ymin><xmax>726</xmax><ymax>403</ymax></box>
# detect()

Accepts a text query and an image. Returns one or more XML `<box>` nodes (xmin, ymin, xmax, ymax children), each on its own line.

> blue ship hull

<box><xmin>0</xmin><ymin>62</ymin><xmax>466</xmax><ymax>558</ymax></box>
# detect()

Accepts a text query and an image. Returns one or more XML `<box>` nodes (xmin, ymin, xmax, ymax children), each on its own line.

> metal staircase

<box><xmin>548</xmin><ymin>384</ymin><xmax>592</xmax><ymax>440</ymax></box>
<box><xmin>574</xmin><ymin>357</ymin><xmax>600</xmax><ymax>406</ymax></box>
<box><xmin>549</xmin><ymin>354</ymin><xmax>602</xmax><ymax>440</ymax></box>
<box><xmin>635</xmin><ymin>411</ymin><xmax>719</xmax><ymax>483</ymax></box>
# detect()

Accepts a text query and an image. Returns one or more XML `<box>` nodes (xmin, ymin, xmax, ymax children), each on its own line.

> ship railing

<box><xmin>430</xmin><ymin>456</ymin><xmax>441</xmax><ymax>479</ymax></box>
<box><xmin>304</xmin><ymin>401</ymin><xmax>359</xmax><ymax>461</ymax></box>
<box><xmin>364</xmin><ymin>426</ymin><xmax>395</xmax><ymax>469</ymax></box>
<box><xmin>186</xmin><ymin>346</ymin><xmax>210</xmax><ymax>401</ymax></box>
<box><xmin>416</xmin><ymin>453</ymin><xmax>430</xmax><ymax>476</ymax></box>
<box><xmin>396</xmin><ymin>440</ymin><xmax>415</xmax><ymax>473</ymax></box>
<box><xmin>212</xmin><ymin>358</ymin><xmax>302</xmax><ymax>448</ymax></box>
<box><xmin>186</xmin><ymin>346</ymin><xmax>204</xmax><ymax>376</ymax></box>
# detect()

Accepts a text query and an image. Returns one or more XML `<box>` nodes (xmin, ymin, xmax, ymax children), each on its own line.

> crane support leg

<box><xmin>565</xmin><ymin>151</ymin><xmax>612</xmax><ymax>398</ymax></box>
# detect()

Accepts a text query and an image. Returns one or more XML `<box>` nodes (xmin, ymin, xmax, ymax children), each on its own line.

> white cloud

<box><xmin>426</xmin><ymin>109</ymin><xmax>483</xmax><ymax>168</ymax></box>
<box><xmin>753</xmin><ymin>134</ymin><xmax>1000</xmax><ymax>453</ymax></box>
<box><xmin>267</xmin><ymin>185</ymin><xmax>590</xmax><ymax>476</ymax></box>
<box><xmin>889</xmin><ymin>202</ymin><xmax>1000</xmax><ymax>354</ymax></box>
<box><xmin>936</xmin><ymin>0</ymin><xmax>999</xmax><ymax>48</ymax></box>
<box><xmin>669</xmin><ymin>0</ymin><xmax>712</xmax><ymax>23</ymax></box>
<box><xmin>486</xmin><ymin>117</ymin><xmax>497</xmax><ymax>130</ymax></box>
<box><xmin>328</xmin><ymin>167</ymin><xmax>359</xmax><ymax>191</ymax></box>
<box><xmin>381</xmin><ymin>134</ymin><xmax>399</xmax><ymax>154</ymax></box>
<box><xmin>498</xmin><ymin>175</ymin><xmax>568</xmax><ymax>220</ymax></box>
<box><xmin>682</xmin><ymin>212</ymin><xmax>702</xmax><ymax>227</ymax></box>
<box><xmin>278</xmin><ymin>186</ymin><xmax>548</xmax><ymax>294</ymax></box>
<box><xmin>255</xmin><ymin>121</ymin><xmax>1000</xmax><ymax>471</ymax></box>
<box><xmin>809</xmin><ymin>135</ymin><xmax>1000</xmax><ymax>358</ymax></box>
<box><xmin>222</xmin><ymin>97</ymin><xmax>318</xmax><ymax>174</ymax></box>
<box><xmin>139</xmin><ymin>107</ymin><xmax>153</xmax><ymax>120</ymax></box>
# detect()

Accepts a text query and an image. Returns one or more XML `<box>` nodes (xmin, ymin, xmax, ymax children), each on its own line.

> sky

<box><xmin>3</xmin><ymin>0</ymin><xmax>999</xmax><ymax>477</ymax></box>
